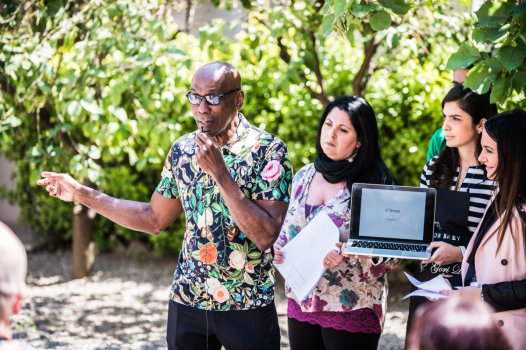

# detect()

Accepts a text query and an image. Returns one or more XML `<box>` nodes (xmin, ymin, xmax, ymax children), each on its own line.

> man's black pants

<box><xmin>166</xmin><ymin>300</ymin><xmax>280</xmax><ymax>350</ymax></box>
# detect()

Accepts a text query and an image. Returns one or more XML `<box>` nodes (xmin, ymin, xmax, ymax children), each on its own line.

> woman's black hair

<box><xmin>484</xmin><ymin>110</ymin><xmax>526</xmax><ymax>251</ymax></box>
<box><xmin>430</xmin><ymin>84</ymin><xmax>497</xmax><ymax>189</ymax></box>
<box><xmin>314</xmin><ymin>95</ymin><xmax>397</xmax><ymax>192</ymax></box>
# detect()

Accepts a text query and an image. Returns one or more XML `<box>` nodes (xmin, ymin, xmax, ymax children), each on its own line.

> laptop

<box><xmin>343</xmin><ymin>183</ymin><xmax>436</xmax><ymax>260</ymax></box>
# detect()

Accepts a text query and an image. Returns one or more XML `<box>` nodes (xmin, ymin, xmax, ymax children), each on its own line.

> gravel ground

<box><xmin>12</xmin><ymin>252</ymin><xmax>410</xmax><ymax>349</ymax></box>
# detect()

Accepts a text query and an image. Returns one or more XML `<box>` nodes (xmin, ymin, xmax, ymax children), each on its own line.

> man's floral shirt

<box><xmin>156</xmin><ymin>114</ymin><xmax>293</xmax><ymax>311</ymax></box>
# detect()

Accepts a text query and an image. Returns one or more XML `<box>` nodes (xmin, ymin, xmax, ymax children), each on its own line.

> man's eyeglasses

<box><xmin>186</xmin><ymin>88</ymin><xmax>241</xmax><ymax>106</ymax></box>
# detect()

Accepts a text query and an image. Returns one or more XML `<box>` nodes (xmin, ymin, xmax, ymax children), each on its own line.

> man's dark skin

<box><xmin>37</xmin><ymin>62</ymin><xmax>288</xmax><ymax>251</ymax></box>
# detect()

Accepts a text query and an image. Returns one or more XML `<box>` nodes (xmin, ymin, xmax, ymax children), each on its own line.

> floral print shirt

<box><xmin>275</xmin><ymin>164</ymin><xmax>400</xmax><ymax>325</ymax></box>
<box><xmin>156</xmin><ymin>114</ymin><xmax>293</xmax><ymax>311</ymax></box>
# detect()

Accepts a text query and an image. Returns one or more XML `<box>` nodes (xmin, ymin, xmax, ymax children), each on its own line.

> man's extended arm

<box><xmin>37</xmin><ymin>172</ymin><xmax>183</xmax><ymax>234</ymax></box>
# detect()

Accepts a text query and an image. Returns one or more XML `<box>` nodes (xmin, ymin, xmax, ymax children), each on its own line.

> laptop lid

<box><xmin>349</xmin><ymin>183</ymin><xmax>436</xmax><ymax>245</ymax></box>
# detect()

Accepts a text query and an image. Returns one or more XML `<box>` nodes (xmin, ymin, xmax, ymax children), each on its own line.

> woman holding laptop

<box><xmin>406</xmin><ymin>84</ymin><xmax>497</xmax><ymax>332</ymax></box>
<box><xmin>273</xmin><ymin>96</ymin><xmax>399</xmax><ymax>350</ymax></box>
<box><xmin>442</xmin><ymin>110</ymin><xmax>526</xmax><ymax>349</ymax></box>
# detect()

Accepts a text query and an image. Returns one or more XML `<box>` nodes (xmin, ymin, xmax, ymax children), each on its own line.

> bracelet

<box><xmin>480</xmin><ymin>285</ymin><xmax>485</xmax><ymax>303</ymax></box>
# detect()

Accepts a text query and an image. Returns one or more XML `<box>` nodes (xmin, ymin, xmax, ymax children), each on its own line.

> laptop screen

<box><xmin>350</xmin><ymin>184</ymin><xmax>436</xmax><ymax>243</ymax></box>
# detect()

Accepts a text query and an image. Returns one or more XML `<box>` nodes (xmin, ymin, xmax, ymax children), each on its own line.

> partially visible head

<box><xmin>441</xmin><ymin>84</ymin><xmax>497</xmax><ymax>150</ymax></box>
<box><xmin>408</xmin><ymin>296</ymin><xmax>512</xmax><ymax>350</ymax></box>
<box><xmin>0</xmin><ymin>222</ymin><xmax>27</xmax><ymax>322</ymax></box>
<box><xmin>479</xmin><ymin>109</ymin><xmax>526</xmax><ymax>185</ymax></box>
<box><xmin>188</xmin><ymin>61</ymin><xmax>244</xmax><ymax>138</ymax></box>
<box><xmin>452</xmin><ymin>68</ymin><xmax>470</xmax><ymax>85</ymax></box>
<box><xmin>316</xmin><ymin>96</ymin><xmax>380</xmax><ymax>164</ymax></box>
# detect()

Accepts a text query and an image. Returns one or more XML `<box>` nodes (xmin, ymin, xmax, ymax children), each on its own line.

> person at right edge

<box><xmin>405</xmin><ymin>84</ymin><xmax>498</xmax><ymax>337</ymax></box>
<box><xmin>441</xmin><ymin>110</ymin><xmax>526</xmax><ymax>349</ymax></box>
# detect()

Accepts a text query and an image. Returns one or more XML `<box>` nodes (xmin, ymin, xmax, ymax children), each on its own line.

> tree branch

<box><xmin>353</xmin><ymin>37</ymin><xmax>378</xmax><ymax>96</ymax></box>
<box><xmin>277</xmin><ymin>36</ymin><xmax>330</xmax><ymax>106</ymax></box>
<box><xmin>308</xmin><ymin>31</ymin><xmax>329</xmax><ymax>106</ymax></box>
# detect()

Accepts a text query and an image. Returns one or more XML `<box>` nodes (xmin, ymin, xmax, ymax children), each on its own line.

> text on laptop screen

<box><xmin>358</xmin><ymin>188</ymin><xmax>426</xmax><ymax>240</ymax></box>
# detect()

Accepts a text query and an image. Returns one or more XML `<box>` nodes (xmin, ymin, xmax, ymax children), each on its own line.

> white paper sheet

<box><xmin>275</xmin><ymin>210</ymin><xmax>340</xmax><ymax>301</ymax></box>
<box><xmin>400</xmin><ymin>272</ymin><xmax>452</xmax><ymax>300</ymax></box>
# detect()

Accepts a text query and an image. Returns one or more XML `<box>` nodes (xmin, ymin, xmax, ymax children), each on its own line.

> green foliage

<box><xmin>4</xmin><ymin>0</ymin><xmax>521</xmax><ymax>256</ymax></box>
<box><xmin>322</xmin><ymin>0</ymin><xmax>410</xmax><ymax>35</ymax></box>
<box><xmin>1</xmin><ymin>0</ymin><xmax>195</xmax><ymax>255</ymax></box>
<box><xmin>446</xmin><ymin>1</ymin><xmax>526</xmax><ymax>104</ymax></box>
<box><xmin>235</xmin><ymin>0</ymin><xmax>471</xmax><ymax>185</ymax></box>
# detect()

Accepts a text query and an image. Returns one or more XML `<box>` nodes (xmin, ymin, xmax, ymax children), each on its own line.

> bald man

<box><xmin>0</xmin><ymin>223</ymin><xmax>27</xmax><ymax>346</ymax></box>
<box><xmin>37</xmin><ymin>61</ymin><xmax>292</xmax><ymax>350</ymax></box>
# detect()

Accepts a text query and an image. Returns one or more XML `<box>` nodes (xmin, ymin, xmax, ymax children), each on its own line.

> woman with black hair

<box><xmin>274</xmin><ymin>96</ymin><xmax>399</xmax><ymax>350</ymax></box>
<box><xmin>443</xmin><ymin>110</ymin><xmax>526</xmax><ymax>350</ymax></box>
<box><xmin>406</xmin><ymin>84</ymin><xmax>498</xmax><ymax>333</ymax></box>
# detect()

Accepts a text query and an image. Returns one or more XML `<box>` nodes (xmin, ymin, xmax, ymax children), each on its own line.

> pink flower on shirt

<box><xmin>261</xmin><ymin>160</ymin><xmax>283</xmax><ymax>182</ymax></box>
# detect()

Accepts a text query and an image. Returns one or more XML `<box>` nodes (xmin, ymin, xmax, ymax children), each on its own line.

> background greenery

<box><xmin>1</xmin><ymin>0</ymin><xmax>524</xmax><ymax>256</ymax></box>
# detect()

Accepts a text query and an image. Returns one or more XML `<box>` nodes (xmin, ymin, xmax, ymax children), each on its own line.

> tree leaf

<box><xmin>110</xmin><ymin>106</ymin><xmax>128</xmax><ymax>122</ymax></box>
<box><xmin>321</xmin><ymin>13</ymin><xmax>335</xmax><ymax>36</ymax></box>
<box><xmin>511</xmin><ymin>2</ymin><xmax>526</xmax><ymax>16</ymax></box>
<box><xmin>80</xmin><ymin>100</ymin><xmax>103</xmax><ymax>115</ymax></box>
<box><xmin>490</xmin><ymin>76</ymin><xmax>512</xmax><ymax>104</ymax></box>
<box><xmin>472</xmin><ymin>25</ymin><xmax>509</xmax><ymax>44</ymax></box>
<box><xmin>379</xmin><ymin>0</ymin><xmax>411</xmax><ymax>16</ymax></box>
<box><xmin>497</xmin><ymin>43</ymin><xmax>526</xmax><ymax>71</ymax></box>
<box><xmin>446</xmin><ymin>42</ymin><xmax>481</xmax><ymax>70</ymax></box>
<box><xmin>370</xmin><ymin>10</ymin><xmax>391</xmax><ymax>31</ymax></box>
<box><xmin>475</xmin><ymin>1</ymin><xmax>515</xmax><ymax>29</ymax></box>
<box><xmin>302</xmin><ymin>50</ymin><xmax>317</xmax><ymax>71</ymax></box>
<box><xmin>333</xmin><ymin>0</ymin><xmax>347</xmax><ymax>19</ymax></box>
<box><xmin>512</xmin><ymin>71</ymin><xmax>526</xmax><ymax>93</ymax></box>
<box><xmin>350</xmin><ymin>3</ymin><xmax>376</xmax><ymax>18</ymax></box>
<box><xmin>67</xmin><ymin>100</ymin><xmax>82</xmax><ymax>118</ymax></box>
<box><xmin>389</xmin><ymin>32</ymin><xmax>400</xmax><ymax>49</ymax></box>
<box><xmin>464</xmin><ymin>61</ymin><xmax>498</xmax><ymax>95</ymax></box>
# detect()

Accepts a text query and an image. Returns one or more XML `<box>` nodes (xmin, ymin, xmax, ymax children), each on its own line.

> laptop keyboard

<box><xmin>348</xmin><ymin>240</ymin><xmax>428</xmax><ymax>252</ymax></box>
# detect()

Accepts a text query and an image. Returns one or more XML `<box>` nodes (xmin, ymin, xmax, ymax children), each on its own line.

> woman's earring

<box><xmin>347</xmin><ymin>149</ymin><xmax>359</xmax><ymax>163</ymax></box>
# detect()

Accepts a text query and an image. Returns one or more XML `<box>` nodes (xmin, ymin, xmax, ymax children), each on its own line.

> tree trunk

<box><xmin>72</xmin><ymin>203</ymin><xmax>96</xmax><ymax>278</ymax></box>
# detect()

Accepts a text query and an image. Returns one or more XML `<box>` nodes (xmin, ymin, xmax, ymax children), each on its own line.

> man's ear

<box><xmin>477</xmin><ymin>118</ymin><xmax>487</xmax><ymax>134</ymax></box>
<box><xmin>236</xmin><ymin>90</ymin><xmax>244</xmax><ymax>110</ymax></box>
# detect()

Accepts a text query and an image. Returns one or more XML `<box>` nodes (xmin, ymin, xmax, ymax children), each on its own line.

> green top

<box><xmin>426</xmin><ymin>128</ymin><xmax>446</xmax><ymax>161</ymax></box>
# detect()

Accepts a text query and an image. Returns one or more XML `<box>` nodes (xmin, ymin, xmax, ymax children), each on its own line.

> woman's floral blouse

<box><xmin>275</xmin><ymin>164</ymin><xmax>399</xmax><ymax>325</ymax></box>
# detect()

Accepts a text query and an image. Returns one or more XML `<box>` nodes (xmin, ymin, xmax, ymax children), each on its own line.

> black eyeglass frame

<box><xmin>185</xmin><ymin>88</ymin><xmax>241</xmax><ymax>106</ymax></box>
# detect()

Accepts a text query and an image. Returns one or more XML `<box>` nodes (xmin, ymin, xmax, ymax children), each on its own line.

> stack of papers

<box><xmin>401</xmin><ymin>272</ymin><xmax>452</xmax><ymax>300</ymax></box>
<box><xmin>275</xmin><ymin>211</ymin><xmax>340</xmax><ymax>300</ymax></box>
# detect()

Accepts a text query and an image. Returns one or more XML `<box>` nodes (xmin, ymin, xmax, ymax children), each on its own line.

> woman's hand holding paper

<box><xmin>323</xmin><ymin>242</ymin><xmax>344</xmax><ymax>269</ymax></box>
